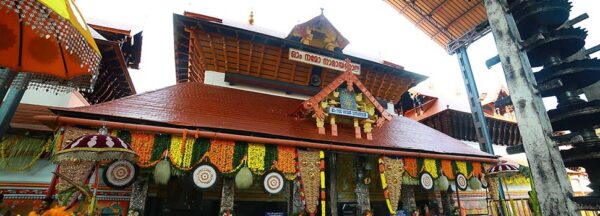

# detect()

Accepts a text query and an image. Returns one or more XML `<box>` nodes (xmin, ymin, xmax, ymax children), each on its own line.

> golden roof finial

<box><xmin>248</xmin><ymin>10</ymin><xmax>254</xmax><ymax>25</ymax></box>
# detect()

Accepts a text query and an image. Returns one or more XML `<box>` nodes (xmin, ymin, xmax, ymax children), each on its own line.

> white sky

<box><xmin>77</xmin><ymin>0</ymin><xmax>599</xmax><ymax>108</ymax></box>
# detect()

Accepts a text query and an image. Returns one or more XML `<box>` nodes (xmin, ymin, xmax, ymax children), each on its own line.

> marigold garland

<box><xmin>441</xmin><ymin>160</ymin><xmax>455</xmax><ymax>180</ymax></box>
<box><xmin>208</xmin><ymin>139</ymin><xmax>236</xmax><ymax>172</ymax></box>
<box><xmin>472</xmin><ymin>162</ymin><xmax>482</xmax><ymax>177</ymax></box>
<box><xmin>248</xmin><ymin>143</ymin><xmax>266</xmax><ymax>173</ymax></box>
<box><xmin>456</xmin><ymin>161</ymin><xmax>468</xmax><ymax>177</ymax></box>
<box><xmin>403</xmin><ymin>157</ymin><xmax>418</xmax><ymax>177</ymax></box>
<box><xmin>130</xmin><ymin>132</ymin><xmax>155</xmax><ymax>166</ymax></box>
<box><xmin>169</xmin><ymin>136</ymin><xmax>184</xmax><ymax>167</ymax></box>
<box><xmin>274</xmin><ymin>146</ymin><xmax>297</xmax><ymax>180</ymax></box>
<box><xmin>423</xmin><ymin>158</ymin><xmax>438</xmax><ymax>178</ymax></box>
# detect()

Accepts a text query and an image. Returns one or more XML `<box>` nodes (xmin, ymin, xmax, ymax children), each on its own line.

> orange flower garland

<box><xmin>403</xmin><ymin>157</ymin><xmax>418</xmax><ymax>177</ymax></box>
<box><xmin>208</xmin><ymin>139</ymin><xmax>236</xmax><ymax>172</ymax></box>
<box><xmin>274</xmin><ymin>146</ymin><xmax>297</xmax><ymax>180</ymax></box>
<box><xmin>130</xmin><ymin>132</ymin><xmax>155</xmax><ymax>167</ymax></box>
<box><xmin>472</xmin><ymin>161</ymin><xmax>483</xmax><ymax>177</ymax></box>
<box><xmin>441</xmin><ymin>160</ymin><xmax>455</xmax><ymax>180</ymax></box>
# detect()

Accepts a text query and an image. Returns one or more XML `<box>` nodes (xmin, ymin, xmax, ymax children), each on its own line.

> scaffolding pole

<box><xmin>483</xmin><ymin>0</ymin><xmax>577</xmax><ymax>215</ymax></box>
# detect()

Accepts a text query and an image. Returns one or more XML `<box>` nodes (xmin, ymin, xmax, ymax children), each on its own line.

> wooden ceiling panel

<box><xmin>386</xmin><ymin>0</ymin><xmax>488</xmax><ymax>52</ymax></box>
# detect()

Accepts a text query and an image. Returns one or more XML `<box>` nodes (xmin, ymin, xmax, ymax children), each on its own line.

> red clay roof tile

<box><xmin>54</xmin><ymin>82</ymin><xmax>493</xmax><ymax>158</ymax></box>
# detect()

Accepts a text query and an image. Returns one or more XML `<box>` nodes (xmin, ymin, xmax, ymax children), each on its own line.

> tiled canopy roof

<box><xmin>53</xmin><ymin>82</ymin><xmax>494</xmax><ymax>158</ymax></box>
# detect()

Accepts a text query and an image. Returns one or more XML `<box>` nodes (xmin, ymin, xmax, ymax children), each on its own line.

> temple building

<box><xmin>3</xmin><ymin>12</ymin><xmax>510</xmax><ymax>216</ymax></box>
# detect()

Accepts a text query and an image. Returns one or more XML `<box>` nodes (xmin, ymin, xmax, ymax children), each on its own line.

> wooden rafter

<box><xmin>222</xmin><ymin>36</ymin><xmax>229</xmax><ymax>72</ymax></box>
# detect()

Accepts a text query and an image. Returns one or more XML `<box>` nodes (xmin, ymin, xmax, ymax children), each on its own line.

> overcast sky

<box><xmin>77</xmin><ymin>0</ymin><xmax>599</xmax><ymax>107</ymax></box>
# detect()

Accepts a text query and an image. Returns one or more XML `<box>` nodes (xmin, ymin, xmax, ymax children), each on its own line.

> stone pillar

<box><xmin>128</xmin><ymin>178</ymin><xmax>149</xmax><ymax>216</ymax></box>
<box><xmin>219</xmin><ymin>178</ymin><xmax>235</xmax><ymax>214</ymax></box>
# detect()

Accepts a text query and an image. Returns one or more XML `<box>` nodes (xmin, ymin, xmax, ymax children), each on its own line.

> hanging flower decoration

<box><xmin>472</xmin><ymin>162</ymin><xmax>483</xmax><ymax>177</ymax></box>
<box><xmin>0</xmin><ymin>135</ymin><xmax>51</xmax><ymax>171</ymax></box>
<box><xmin>169</xmin><ymin>136</ymin><xmax>183</xmax><ymax>166</ymax></box>
<box><xmin>248</xmin><ymin>143</ymin><xmax>266</xmax><ymax>173</ymax></box>
<box><xmin>456</xmin><ymin>161</ymin><xmax>468</xmax><ymax>177</ymax></box>
<box><xmin>274</xmin><ymin>146</ymin><xmax>297</xmax><ymax>180</ymax></box>
<box><xmin>319</xmin><ymin>151</ymin><xmax>326</xmax><ymax>216</ymax></box>
<box><xmin>441</xmin><ymin>160</ymin><xmax>455</xmax><ymax>180</ymax></box>
<box><xmin>264</xmin><ymin>145</ymin><xmax>278</xmax><ymax>171</ymax></box>
<box><xmin>297</xmin><ymin>150</ymin><xmax>322</xmax><ymax>216</ymax></box>
<box><xmin>208</xmin><ymin>139</ymin><xmax>236</xmax><ymax>172</ymax></box>
<box><xmin>423</xmin><ymin>159</ymin><xmax>438</xmax><ymax>179</ymax></box>
<box><xmin>379</xmin><ymin>156</ymin><xmax>404</xmax><ymax>215</ymax></box>
<box><xmin>403</xmin><ymin>157</ymin><xmax>417</xmax><ymax>177</ymax></box>
<box><xmin>130</xmin><ymin>132</ymin><xmax>155</xmax><ymax>167</ymax></box>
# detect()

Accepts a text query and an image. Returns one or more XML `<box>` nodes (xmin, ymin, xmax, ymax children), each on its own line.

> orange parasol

<box><xmin>0</xmin><ymin>0</ymin><xmax>101</xmax><ymax>92</ymax></box>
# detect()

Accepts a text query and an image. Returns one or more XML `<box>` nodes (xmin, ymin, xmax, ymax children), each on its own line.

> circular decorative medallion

<box><xmin>103</xmin><ymin>160</ymin><xmax>138</xmax><ymax>189</ymax></box>
<box><xmin>263</xmin><ymin>171</ymin><xmax>285</xmax><ymax>194</ymax></box>
<box><xmin>192</xmin><ymin>164</ymin><xmax>218</xmax><ymax>189</ymax></box>
<box><xmin>455</xmin><ymin>173</ymin><xmax>468</xmax><ymax>191</ymax></box>
<box><xmin>419</xmin><ymin>172</ymin><xmax>434</xmax><ymax>190</ymax></box>
<box><xmin>480</xmin><ymin>174</ymin><xmax>488</xmax><ymax>188</ymax></box>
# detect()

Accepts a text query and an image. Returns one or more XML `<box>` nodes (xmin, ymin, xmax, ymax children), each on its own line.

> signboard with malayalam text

<box><xmin>328</xmin><ymin>107</ymin><xmax>368</xmax><ymax>119</ymax></box>
<box><xmin>288</xmin><ymin>48</ymin><xmax>361</xmax><ymax>75</ymax></box>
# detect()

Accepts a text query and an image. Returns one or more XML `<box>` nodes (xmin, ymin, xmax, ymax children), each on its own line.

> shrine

<box><xmin>1</xmin><ymin>11</ymin><xmax>508</xmax><ymax>216</ymax></box>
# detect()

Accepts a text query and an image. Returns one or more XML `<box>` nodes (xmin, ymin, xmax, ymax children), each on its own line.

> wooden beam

<box><xmin>247</xmin><ymin>41</ymin><xmax>254</xmax><ymax>74</ymax></box>
<box><xmin>206</xmin><ymin>33</ymin><xmax>220</xmax><ymax>71</ymax></box>
<box><xmin>256</xmin><ymin>44</ymin><xmax>266</xmax><ymax>77</ymax></box>
<box><xmin>274</xmin><ymin>47</ymin><xmax>283</xmax><ymax>79</ymax></box>
<box><xmin>484</xmin><ymin>1</ymin><xmax>577</xmax><ymax>214</ymax></box>
<box><xmin>222</xmin><ymin>36</ymin><xmax>229</xmax><ymax>72</ymax></box>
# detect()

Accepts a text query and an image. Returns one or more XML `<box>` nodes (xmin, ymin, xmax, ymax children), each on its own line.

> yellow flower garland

<box><xmin>248</xmin><ymin>143</ymin><xmax>266</xmax><ymax>173</ymax></box>
<box><xmin>320</xmin><ymin>151</ymin><xmax>326</xmax><ymax>216</ymax></box>
<box><xmin>423</xmin><ymin>158</ymin><xmax>438</xmax><ymax>178</ymax></box>
<box><xmin>456</xmin><ymin>161</ymin><xmax>467</xmax><ymax>175</ymax></box>
<box><xmin>169</xmin><ymin>136</ymin><xmax>184</xmax><ymax>166</ymax></box>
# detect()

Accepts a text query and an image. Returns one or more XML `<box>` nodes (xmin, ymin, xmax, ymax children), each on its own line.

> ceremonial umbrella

<box><xmin>0</xmin><ymin>0</ymin><xmax>100</xmax><ymax>136</ymax></box>
<box><xmin>52</xmin><ymin>127</ymin><xmax>136</xmax><ymax>209</ymax></box>
<box><xmin>487</xmin><ymin>162</ymin><xmax>520</xmax><ymax>215</ymax></box>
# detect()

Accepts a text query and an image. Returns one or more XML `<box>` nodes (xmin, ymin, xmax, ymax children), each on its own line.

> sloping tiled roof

<box><xmin>52</xmin><ymin>82</ymin><xmax>493</xmax><ymax>158</ymax></box>
<box><xmin>11</xmin><ymin>104</ymin><xmax>53</xmax><ymax>132</ymax></box>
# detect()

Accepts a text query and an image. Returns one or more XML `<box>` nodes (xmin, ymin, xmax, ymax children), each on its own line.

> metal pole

<box><xmin>0</xmin><ymin>72</ymin><xmax>31</xmax><ymax>139</ymax></box>
<box><xmin>455</xmin><ymin>46</ymin><xmax>506</xmax><ymax>216</ymax></box>
<box><xmin>0</xmin><ymin>68</ymin><xmax>17</xmax><ymax>101</ymax></box>
<box><xmin>483</xmin><ymin>0</ymin><xmax>578</xmax><ymax>215</ymax></box>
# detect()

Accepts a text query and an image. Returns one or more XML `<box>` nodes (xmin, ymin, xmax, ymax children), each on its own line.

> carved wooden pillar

<box><xmin>401</xmin><ymin>186</ymin><xmax>416</xmax><ymax>214</ymax></box>
<box><xmin>220</xmin><ymin>178</ymin><xmax>235</xmax><ymax>214</ymax></box>
<box><xmin>128</xmin><ymin>177</ymin><xmax>149</xmax><ymax>215</ymax></box>
<box><xmin>353</xmin><ymin>119</ymin><xmax>362</xmax><ymax>139</ymax></box>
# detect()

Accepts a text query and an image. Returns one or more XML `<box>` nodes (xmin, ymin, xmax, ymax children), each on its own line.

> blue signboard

<box><xmin>265</xmin><ymin>212</ymin><xmax>285</xmax><ymax>216</ymax></box>
<box><xmin>328</xmin><ymin>107</ymin><xmax>368</xmax><ymax>119</ymax></box>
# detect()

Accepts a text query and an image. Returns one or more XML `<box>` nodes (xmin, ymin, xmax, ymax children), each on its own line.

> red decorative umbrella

<box><xmin>487</xmin><ymin>162</ymin><xmax>520</xmax><ymax>178</ymax></box>
<box><xmin>52</xmin><ymin>128</ymin><xmax>136</xmax><ymax>208</ymax></box>
<box><xmin>53</xmin><ymin>133</ymin><xmax>136</xmax><ymax>162</ymax></box>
